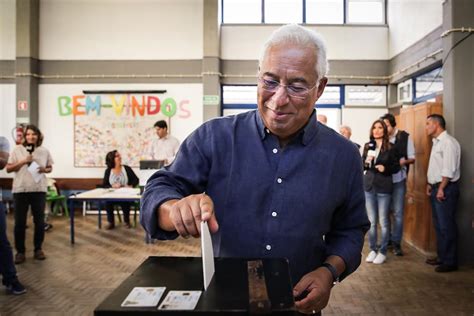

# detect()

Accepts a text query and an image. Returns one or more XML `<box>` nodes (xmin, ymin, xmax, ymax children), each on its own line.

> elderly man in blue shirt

<box><xmin>141</xmin><ymin>24</ymin><xmax>369</xmax><ymax>315</ymax></box>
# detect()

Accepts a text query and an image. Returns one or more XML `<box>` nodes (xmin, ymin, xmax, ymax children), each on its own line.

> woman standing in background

<box><xmin>103</xmin><ymin>150</ymin><xmax>139</xmax><ymax>229</ymax></box>
<box><xmin>362</xmin><ymin>120</ymin><xmax>399</xmax><ymax>265</ymax></box>
<box><xmin>6</xmin><ymin>125</ymin><xmax>53</xmax><ymax>264</ymax></box>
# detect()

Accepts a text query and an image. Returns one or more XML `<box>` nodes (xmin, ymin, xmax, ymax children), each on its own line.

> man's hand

<box><xmin>160</xmin><ymin>193</ymin><xmax>219</xmax><ymax>238</ymax></box>
<box><xmin>399</xmin><ymin>157</ymin><xmax>406</xmax><ymax>166</ymax></box>
<box><xmin>293</xmin><ymin>268</ymin><xmax>333</xmax><ymax>314</ymax></box>
<box><xmin>426</xmin><ymin>184</ymin><xmax>432</xmax><ymax>196</ymax></box>
<box><xmin>375</xmin><ymin>164</ymin><xmax>385</xmax><ymax>173</ymax></box>
<box><xmin>112</xmin><ymin>183</ymin><xmax>121</xmax><ymax>189</ymax></box>
<box><xmin>436</xmin><ymin>188</ymin><xmax>445</xmax><ymax>201</ymax></box>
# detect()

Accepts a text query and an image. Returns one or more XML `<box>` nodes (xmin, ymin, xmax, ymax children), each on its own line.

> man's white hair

<box><xmin>340</xmin><ymin>125</ymin><xmax>352</xmax><ymax>133</ymax></box>
<box><xmin>259</xmin><ymin>24</ymin><xmax>329</xmax><ymax>79</ymax></box>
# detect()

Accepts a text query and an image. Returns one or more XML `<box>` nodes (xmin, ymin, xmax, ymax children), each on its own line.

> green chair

<box><xmin>46</xmin><ymin>183</ymin><xmax>69</xmax><ymax>217</ymax></box>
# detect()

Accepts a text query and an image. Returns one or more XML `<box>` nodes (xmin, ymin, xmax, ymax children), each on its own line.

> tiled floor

<box><xmin>0</xmin><ymin>212</ymin><xmax>473</xmax><ymax>315</ymax></box>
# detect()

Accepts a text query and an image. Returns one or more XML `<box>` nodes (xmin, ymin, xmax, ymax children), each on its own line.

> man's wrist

<box><xmin>320</xmin><ymin>262</ymin><xmax>340</xmax><ymax>286</ymax></box>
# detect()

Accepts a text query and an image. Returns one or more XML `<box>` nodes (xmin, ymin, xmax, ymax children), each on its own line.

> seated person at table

<box><xmin>103</xmin><ymin>150</ymin><xmax>139</xmax><ymax>229</ymax></box>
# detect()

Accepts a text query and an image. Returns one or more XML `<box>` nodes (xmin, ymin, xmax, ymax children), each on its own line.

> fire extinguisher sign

<box><xmin>18</xmin><ymin>100</ymin><xmax>28</xmax><ymax>111</ymax></box>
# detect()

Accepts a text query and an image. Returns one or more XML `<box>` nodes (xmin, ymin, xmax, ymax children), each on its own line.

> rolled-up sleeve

<box><xmin>325</xmin><ymin>149</ymin><xmax>370</xmax><ymax>281</ymax></box>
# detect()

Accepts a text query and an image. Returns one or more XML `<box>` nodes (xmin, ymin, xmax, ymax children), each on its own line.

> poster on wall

<box><xmin>39</xmin><ymin>83</ymin><xmax>203</xmax><ymax>177</ymax></box>
<box><xmin>73</xmin><ymin>94</ymin><xmax>169</xmax><ymax>167</ymax></box>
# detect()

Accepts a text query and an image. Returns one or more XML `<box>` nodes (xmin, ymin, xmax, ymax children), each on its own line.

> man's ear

<box><xmin>316</xmin><ymin>77</ymin><xmax>328</xmax><ymax>99</ymax></box>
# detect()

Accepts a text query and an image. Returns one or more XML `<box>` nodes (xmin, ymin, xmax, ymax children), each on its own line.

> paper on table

<box><xmin>27</xmin><ymin>161</ymin><xmax>43</xmax><ymax>183</ymax></box>
<box><xmin>121</xmin><ymin>287</ymin><xmax>166</xmax><ymax>307</ymax></box>
<box><xmin>158</xmin><ymin>291</ymin><xmax>202</xmax><ymax>310</ymax></box>
<box><xmin>201</xmin><ymin>221</ymin><xmax>215</xmax><ymax>290</ymax></box>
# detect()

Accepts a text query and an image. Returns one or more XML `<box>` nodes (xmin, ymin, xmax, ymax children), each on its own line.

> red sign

<box><xmin>18</xmin><ymin>100</ymin><xmax>28</xmax><ymax>111</ymax></box>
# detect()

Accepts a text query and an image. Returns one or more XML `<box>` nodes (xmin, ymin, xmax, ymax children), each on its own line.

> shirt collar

<box><xmin>434</xmin><ymin>130</ymin><xmax>447</xmax><ymax>142</ymax></box>
<box><xmin>255</xmin><ymin>109</ymin><xmax>319</xmax><ymax>146</ymax></box>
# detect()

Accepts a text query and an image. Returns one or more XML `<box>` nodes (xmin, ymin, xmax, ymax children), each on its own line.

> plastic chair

<box><xmin>46</xmin><ymin>180</ymin><xmax>69</xmax><ymax>217</ymax></box>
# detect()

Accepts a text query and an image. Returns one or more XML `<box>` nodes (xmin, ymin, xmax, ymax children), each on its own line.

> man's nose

<box><xmin>270</xmin><ymin>85</ymin><xmax>290</xmax><ymax>106</ymax></box>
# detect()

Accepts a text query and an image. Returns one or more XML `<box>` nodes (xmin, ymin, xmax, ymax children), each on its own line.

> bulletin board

<box><xmin>74</xmin><ymin>103</ymin><xmax>168</xmax><ymax>168</ymax></box>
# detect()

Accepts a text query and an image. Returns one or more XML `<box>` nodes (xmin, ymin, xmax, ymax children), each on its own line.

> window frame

<box><xmin>221</xmin><ymin>0</ymin><xmax>386</xmax><ymax>25</ymax></box>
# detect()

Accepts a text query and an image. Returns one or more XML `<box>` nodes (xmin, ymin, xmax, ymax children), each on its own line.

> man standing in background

<box><xmin>381</xmin><ymin>113</ymin><xmax>415</xmax><ymax>256</ymax></box>
<box><xmin>425</xmin><ymin>114</ymin><xmax>460</xmax><ymax>273</ymax></box>
<box><xmin>147</xmin><ymin>120</ymin><xmax>180</xmax><ymax>166</ymax></box>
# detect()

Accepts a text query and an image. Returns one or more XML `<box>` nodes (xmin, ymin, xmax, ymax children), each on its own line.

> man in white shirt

<box><xmin>425</xmin><ymin>114</ymin><xmax>461</xmax><ymax>273</ymax></box>
<box><xmin>381</xmin><ymin>114</ymin><xmax>415</xmax><ymax>256</ymax></box>
<box><xmin>147</xmin><ymin>120</ymin><xmax>180</xmax><ymax>166</ymax></box>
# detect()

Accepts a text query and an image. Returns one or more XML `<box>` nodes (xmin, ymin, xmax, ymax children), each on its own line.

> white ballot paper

<box><xmin>121</xmin><ymin>287</ymin><xmax>166</xmax><ymax>307</ymax></box>
<box><xmin>201</xmin><ymin>221</ymin><xmax>215</xmax><ymax>290</ymax></box>
<box><xmin>27</xmin><ymin>161</ymin><xmax>43</xmax><ymax>183</ymax></box>
<box><xmin>158</xmin><ymin>291</ymin><xmax>202</xmax><ymax>310</ymax></box>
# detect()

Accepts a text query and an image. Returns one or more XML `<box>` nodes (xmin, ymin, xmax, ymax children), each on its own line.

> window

<box><xmin>306</xmin><ymin>0</ymin><xmax>344</xmax><ymax>24</ymax></box>
<box><xmin>397</xmin><ymin>79</ymin><xmax>412</xmax><ymax>103</ymax></box>
<box><xmin>222</xmin><ymin>0</ymin><xmax>261</xmax><ymax>24</ymax></box>
<box><xmin>414</xmin><ymin>67</ymin><xmax>443</xmax><ymax>103</ymax></box>
<box><xmin>222</xmin><ymin>0</ymin><xmax>386</xmax><ymax>25</ymax></box>
<box><xmin>346</xmin><ymin>0</ymin><xmax>385</xmax><ymax>24</ymax></box>
<box><xmin>264</xmin><ymin>0</ymin><xmax>303</xmax><ymax>23</ymax></box>
<box><xmin>345</xmin><ymin>85</ymin><xmax>386</xmax><ymax>106</ymax></box>
<box><xmin>316</xmin><ymin>86</ymin><xmax>342</xmax><ymax>106</ymax></box>
<box><xmin>222</xmin><ymin>85</ymin><xmax>257</xmax><ymax>116</ymax></box>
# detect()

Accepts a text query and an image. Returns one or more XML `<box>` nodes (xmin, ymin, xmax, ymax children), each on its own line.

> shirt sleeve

<box><xmin>167</xmin><ymin>138</ymin><xmax>180</xmax><ymax>164</ymax></box>
<box><xmin>140</xmin><ymin>128</ymin><xmax>210</xmax><ymax>240</ymax></box>
<box><xmin>7</xmin><ymin>146</ymin><xmax>19</xmax><ymax>164</ymax></box>
<box><xmin>324</xmin><ymin>147</ymin><xmax>370</xmax><ymax>281</ymax></box>
<box><xmin>407</xmin><ymin>135</ymin><xmax>415</xmax><ymax>159</ymax></box>
<box><xmin>440</xmin><ymin>140</ymin><xmax>458</xmax><ymax>179</ymax></box>
<box><xmin>46</xmin><ymin>148</ymin><xmax>54</xmax><ymax>166</ymax></box>
<box><xmin>0</xmin><ymin>137</ymin><xmax>10</xmax><ymax>152</ymax></box>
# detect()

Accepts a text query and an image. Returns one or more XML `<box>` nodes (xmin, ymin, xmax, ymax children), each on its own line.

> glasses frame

<box><xmin>257</xmin><ymin>77</ymin><xmax>319</xmax><ymax>100</ymax></box>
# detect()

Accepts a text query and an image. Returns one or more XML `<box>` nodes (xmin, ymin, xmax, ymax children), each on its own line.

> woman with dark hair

<box><xmin>102</xmin><ymin>150</ymin><xmax>139</xmax><ymax>229</ymax></box>
<box><xmin>362</xmin><ymin>119</ymin><xmax>399</xmax><ymax>265</ymax></box>
<box><xmin>6</xmin><ymin>125</ymin><xmax>53</xmax><ymax>264</ymax></box>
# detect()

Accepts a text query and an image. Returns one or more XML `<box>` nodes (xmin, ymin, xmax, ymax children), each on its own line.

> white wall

<box><xmin>341</xmin><ymin>107</ymin><xmax>388</xmax><ymax>151</ymax></box>
<box><xmin>388</xmin><ymin>0</ymin><xmax>443</xmax><ymax>58</ymax></box>
<box><xmin>0</xmin><ymin>0</ymin><xmax>16</xmax><ymax>60</ymax></box>
<box><xmin>221</xmin><ymin>25</ymin><xmax>388</xmax><ymax>60</ymax></box>
<box><xmin>38</xmin><ymin>83</ymin><xmax>203</xmax><ymax>178</ymax></box>
<box><xmin>40</xmin><ymin>0</ymin><xmax>203</xmax><ymax>60</ymax></box>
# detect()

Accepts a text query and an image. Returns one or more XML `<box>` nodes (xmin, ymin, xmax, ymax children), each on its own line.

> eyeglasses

<box><xmin>258</xmin><ymin>77</ymin><xmax>318</xmax><ymax>99</ymax></box>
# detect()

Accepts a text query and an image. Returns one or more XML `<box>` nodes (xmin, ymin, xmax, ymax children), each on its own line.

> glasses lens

<box><xmin>259</xmin><ymin>77</ymin><xmax>309</xmax><ymax>99</ymax></box>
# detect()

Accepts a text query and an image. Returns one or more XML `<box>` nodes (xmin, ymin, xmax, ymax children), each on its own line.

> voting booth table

<box><xmin>94</xmin><ymin>256</ymin><xmax>297</xmax><ymax>315</ymax></box>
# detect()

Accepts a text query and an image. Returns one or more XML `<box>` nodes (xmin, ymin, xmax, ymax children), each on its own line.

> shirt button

<box><xmin>266</xmin><ymin>245</ymin><xmax>272</xmax><ymax>251</ymax></box>
<box><xmin>265</xmin><ymin>128</ymin><xmax>270</xmax><ymax>134</ymax></box>
<box><xmin>272</xmin><ymin>148</ymin><xmax>278</xmax><ymax>154</ymax></box>
<box><xmin>277</xmin><ymin>178</ymin><xmax>282</xmax><ymax>184</ymax></box>
<box><xmin>272</xmin><ymin>211</ymin><xmax>277</xmax><ymax>217</ymax></box>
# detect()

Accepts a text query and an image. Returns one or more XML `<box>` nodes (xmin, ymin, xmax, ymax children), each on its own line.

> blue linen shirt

<box><xmin>141</xmin><ymin>110</ymin><xmax>369</xmax><ymax>284</ymax></box>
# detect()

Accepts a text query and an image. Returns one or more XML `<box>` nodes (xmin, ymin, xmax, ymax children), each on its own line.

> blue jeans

<box><xmin>390</xmin><ymin>180</ymin><xmax>406</xmax><ymax>244</ymax></box>
<box><xmin>0</xmin><ymin>202</ymin><xmax>18</xmax><ymax>284</ymax></box>
<box><xmin>430</xmin><ymin>182</ymin><xmax>459</xmax><ymax>266</ymax></box>
<box><xmin>365</xmin><ymin>191</ymin><xmax>391</xmax><ymax>255</ymax></box>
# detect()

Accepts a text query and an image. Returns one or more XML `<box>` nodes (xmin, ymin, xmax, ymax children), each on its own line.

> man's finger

<box><xmin>199</xmin><ymin>194</ymin><xmax>219</xmax><ymax>233</ymax></box>
<box><xmin>199</xmin><ymin>194</ymin><xmax>214</xmax><ymax>221</ymax></box>
<box><xmin>294</xmin><ymin>288</ymin><xmax>321</xmax><ymax>314</ymax></box>
<box><xmin>169</xmin><ymin>205</ymin><xmax>189</xmax><ymax>238</ymax></box>
<box><xmin>180</xmin><ymin>203</ymin><xmax>199</xmax><ymax>237</ymax></box>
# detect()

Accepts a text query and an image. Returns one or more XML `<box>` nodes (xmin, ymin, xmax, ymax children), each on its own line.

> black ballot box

<box><xmin>94</xmin><ymin>256</ymin><xmax>297</xmax><ymax>315</ymax></box>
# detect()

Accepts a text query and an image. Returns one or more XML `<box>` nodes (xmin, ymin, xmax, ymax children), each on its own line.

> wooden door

<box><xmin>398</xmin><ymin>102</ymin><xmax>442</xmax><ymax>255</ymax></box>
